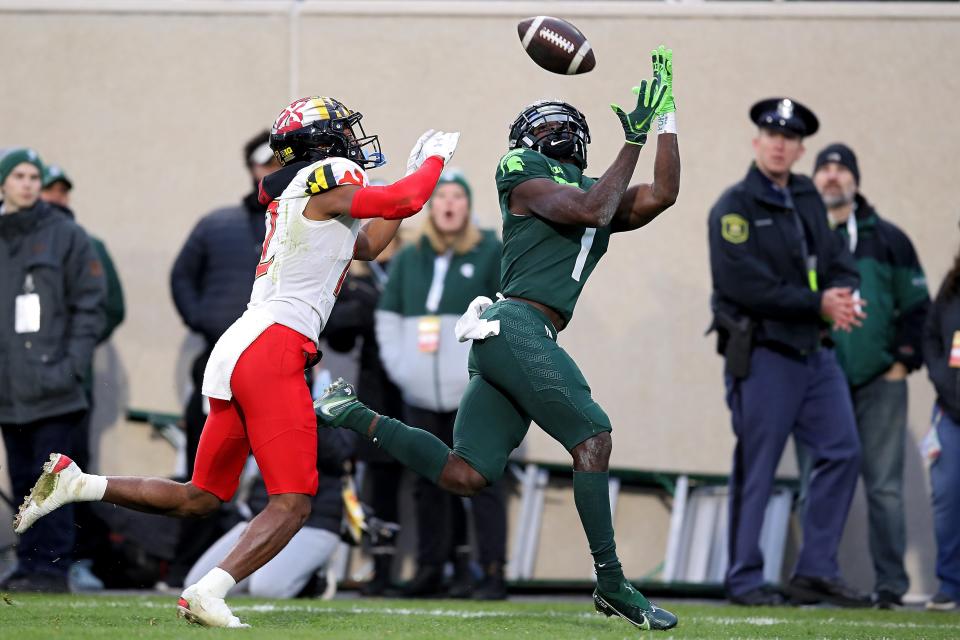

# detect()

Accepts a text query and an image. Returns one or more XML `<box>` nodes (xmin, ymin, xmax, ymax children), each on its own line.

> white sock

<box><xmin>73</xmin><ymin>474</ymin><xmax>107</xmax><ymax>502</ymax></box>
<box><xmin>195</xmin><ymin>567</ymin><xmax>236</xmax><ymax>599</ymax></box>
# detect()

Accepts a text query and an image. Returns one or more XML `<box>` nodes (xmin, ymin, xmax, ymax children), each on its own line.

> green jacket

<box><xmin>831</xmin><ymin>195</ymin><xmax>929</xmax><ymax>386</ymax></box>
<box><xmin>376</xmin><ymin>229</ymin><xmax>501</xmax><ymax>412</ymax></box>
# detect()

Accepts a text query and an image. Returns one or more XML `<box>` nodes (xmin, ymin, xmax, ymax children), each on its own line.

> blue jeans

<box><xmin>931</xmin><ymin>406</ymin><xmax>960</xmax><ymax>600</ymax></box>
<box><xmin>2</xmin><ymin>413</ymin><xmax>82</xmax><ymax>577</ymax></box>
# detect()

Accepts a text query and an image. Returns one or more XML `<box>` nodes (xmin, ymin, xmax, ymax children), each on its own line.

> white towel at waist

<box><xmin>454</xmin><ymin>296</ymin><xmax>501</xmax><ymax>342</ymax></box>
<box><xmin>201</xmin><ymin>308</ymin><xmax>274</xmax><ymax>401</ymax></box>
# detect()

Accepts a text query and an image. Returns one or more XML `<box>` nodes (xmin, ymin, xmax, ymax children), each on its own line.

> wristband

<box><xmin>656</xmin><ymin>112</ymin><xmax>677</xmax><ymax>135</ymax></box>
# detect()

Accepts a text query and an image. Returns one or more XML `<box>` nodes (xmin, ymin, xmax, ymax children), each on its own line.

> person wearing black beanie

<box><xmin>812</xmin><ymin>142</ymin><xmax>930</xmax><ymax>609</ymax></box>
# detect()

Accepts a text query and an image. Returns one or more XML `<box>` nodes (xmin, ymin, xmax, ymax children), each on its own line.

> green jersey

<box><xmin>495</xmin><ymin>148</ymin><xmax>610</xmax><ymax>325</ymax></box>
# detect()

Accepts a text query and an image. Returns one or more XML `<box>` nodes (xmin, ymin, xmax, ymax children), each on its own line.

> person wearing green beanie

<box><xmin>0</xmin><ymin>147</ymin><xmax>107</xmax><ymax>593</ymax></box>
<box><xmin>0</xmin><ymin>148</ymin><xmax>44</xmax><ymax>213</ymax></box>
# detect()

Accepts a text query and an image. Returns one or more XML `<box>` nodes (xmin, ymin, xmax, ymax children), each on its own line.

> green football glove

<box><xmin>652</xmin><ymin>45</ymin><xmax>675</xmax><ymax>116</ymax></box>
<box><xmin>610</xmin><ymin>77</ymin><xmax>667</xmax><ymax>146</ymax></box>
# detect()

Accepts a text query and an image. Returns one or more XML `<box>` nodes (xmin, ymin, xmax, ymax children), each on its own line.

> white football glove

<box><xmin>405</xmin><ymin>129</ymin><xmax>435</xmax><ymax>177</ymax></box>
<box><xmin>419</xmin><ymin>131</ymin><xmax>460</xmax><ymax>166</ymax></box>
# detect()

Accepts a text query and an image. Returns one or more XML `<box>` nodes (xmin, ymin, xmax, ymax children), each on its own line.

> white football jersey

<box><xmin>248</xmin><ymin>156</ymin><xmax>368</xmax><ymax>340</ymax></box>
<box><xmin>202</xmin><ymin>156</ymin><xmax>368</xmax><ymax>400</ymax></box>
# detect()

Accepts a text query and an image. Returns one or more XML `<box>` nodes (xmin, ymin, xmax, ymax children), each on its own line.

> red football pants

<box><xmin>192</xmin><ymin>324</ymin><xmax>319</xmax><ymax>501</ymax></box>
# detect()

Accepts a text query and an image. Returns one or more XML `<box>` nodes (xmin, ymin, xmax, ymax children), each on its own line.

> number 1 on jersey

<box><xmin>255</xmin><ymin>201</ymin><xmax>280</xmax><ymax>279</ymax></box>
<box><xmin>572</xmin><ymin>228</ymin><xmax>596</xmax><ymax>282</ymax></box>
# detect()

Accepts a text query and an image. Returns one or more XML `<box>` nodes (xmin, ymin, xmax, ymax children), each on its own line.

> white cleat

<box><xmin>14</xmin><ymin>453</ymin><xmax>83</xmax><ymax>534</ymax></box>
<box><xmin>177</xmin><ymin>585</ymin><xmax>250</xmax><ymax>628</ymax></box>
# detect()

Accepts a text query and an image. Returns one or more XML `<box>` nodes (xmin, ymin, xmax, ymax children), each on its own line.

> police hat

<box><xmin>750</xmin><ymin>97</ymin><xmax>819</xmax><ymax>138</ymax></box>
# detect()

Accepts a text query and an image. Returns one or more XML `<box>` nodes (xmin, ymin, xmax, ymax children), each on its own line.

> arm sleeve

<box><xmin>350</xmin><ymin>157</ymin><xmax>444</xmax><ymax>220</ymax></box>
<box><xmin>64</xmin><ymin>225</ymin><xmax>107</xmax><ymax>378</ymax></box>
<box><xmin>708</xmin><ymin>193</ymin><xmax>822</xmax><ymax>320</ymax></box>
<box><xmin>169</xmin><ymin>221</ymin><xmax>207</xmax><ymax>332</ymax></box>
<box><xmin>886</xmin><ymin>228</ymin><xmax>931</xmax><ymax>370</ymax></box>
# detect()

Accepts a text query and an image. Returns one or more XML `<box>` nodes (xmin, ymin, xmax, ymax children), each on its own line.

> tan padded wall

<box><xmin>0</xmin><ymin>2</ymin><xmax>956</xmax><ymax>593</ymax></box>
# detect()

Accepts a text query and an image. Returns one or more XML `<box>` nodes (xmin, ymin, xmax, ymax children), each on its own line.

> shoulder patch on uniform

<box><xmin>721</xmin><ymin>213</ymin><xmax>749</xmax><ymax>244</ymax></box>
<box><xmin>305</xmin><ymin>158</ymin><xmax>368</xmax><ymax>195</ymax></box>
<box><xmin>499</xmin><ymin>149</ymin><xmax>526</xmax><ymax>175</ymax></box>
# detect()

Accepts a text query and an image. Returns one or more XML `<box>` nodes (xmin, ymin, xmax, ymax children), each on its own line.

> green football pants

<box><xmin>453</xmin><ymin>300</ymin><xmax>612</xmax><ymax>483</ymax></box>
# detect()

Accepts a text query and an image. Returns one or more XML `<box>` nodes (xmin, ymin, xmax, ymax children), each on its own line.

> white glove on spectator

<box><xmin>405</xmin><ymin>129</ymin><xmax>435</xmax><ymax>177</ymax></box>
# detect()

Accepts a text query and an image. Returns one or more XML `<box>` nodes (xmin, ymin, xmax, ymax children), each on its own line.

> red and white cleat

<box><xmin>177</xmin><ymin>585</ymin><xmax>250</xmax><ymax>628</ymax></box>
<box><xmin>14</xmin><ymin>453</ymin><xmax>83</xmax><ymax>534</ymax></box>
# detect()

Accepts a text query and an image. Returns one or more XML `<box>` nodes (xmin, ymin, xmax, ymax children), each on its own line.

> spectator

<box><xmin>809</xmin><ymin>143</ymin><xmax>930</xmax><ymax>609</ymax></box>
<box><xmin>707</xmin><ymin>99</ymin><xmax>869</xmax><ymax>607</ymax></box>
<box><xmin>323</xmin><ymin>242</ymin><xmax>406</xmax><ymax>597</ymax></box>
<box><xmin>185</xmin><ymin>427</ymin><xmax>355</xmax><ymax>598</ymax></box>
<box><xmin>921</xmin><ymin>238</ymin><xmax>960</xmax><ymax>612</ymax></box>
<box><xmin>167</xmin><ymin>131</ymin><xmax>278</xmax><ymax>586</ymax></box>
<box><xmin>375</xmin><ymin>170</ymin><xmax>508</xmax><ymax>599</ymax></box>
<box><xmin>40</xmin><ymin>162</ymin><xmax>126</xmax><ymax>591</ymax></box>
<box><xmin>0</xmin><ymin>148</ymin><xmax>106</xmax><ymax>592</ymax></box>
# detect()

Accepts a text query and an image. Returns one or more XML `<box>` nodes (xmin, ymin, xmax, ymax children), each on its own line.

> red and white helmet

<box><xmin>268</xmin><ymin>96</ymin><xmax>385</xmax><ymax>169</ymax></box>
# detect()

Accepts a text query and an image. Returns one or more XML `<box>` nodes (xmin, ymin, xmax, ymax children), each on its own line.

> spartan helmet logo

<box><xmin>777</xmin><ymin>99</ymin><xmax>795</xmax><ymax>120</ymax></box>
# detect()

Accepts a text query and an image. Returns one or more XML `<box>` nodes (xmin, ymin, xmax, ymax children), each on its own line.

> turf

<box><xmin>0</xmin><ymin>594</ymin><xmax>957</xmax><ymax>640</ymax></box>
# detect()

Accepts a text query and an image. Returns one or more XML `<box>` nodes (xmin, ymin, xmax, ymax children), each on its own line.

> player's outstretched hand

<box><xmin>610</xmin><ymin>77</ymin><xmax>666</xmax><ymax>146</ymax></box>
<box><xmin>405</xmin><ymin>129</ymin><xmax>436</xmax><ymax>176</ymax></box>
<box><xmin>652</xmin><ymin>45</ymin><xmax>675</xmax><ymax>116</ymax></box>
<box><xmin>420</xmin><ymin>131</ymin><xmax>460</xmax><ymax>165</ymax></box>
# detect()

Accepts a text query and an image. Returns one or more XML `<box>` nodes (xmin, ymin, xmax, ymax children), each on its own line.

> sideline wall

<box><xmin>0</xmin><ymin>1</ymin><xmax>957</xmax><ymax>593</ymax></box>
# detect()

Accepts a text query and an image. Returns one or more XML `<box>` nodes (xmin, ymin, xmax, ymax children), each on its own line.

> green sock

<box><xmin>338</xmin><ymin>404</ymin><xmax>450</xmax><ymax>484</ymax></box>
<box><xmin>573</xmin><ymin>471</ymin><xmax>626</xmax><ymax>592</ymax></box>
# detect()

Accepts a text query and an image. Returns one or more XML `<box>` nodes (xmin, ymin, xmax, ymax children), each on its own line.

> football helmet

<box><xmin>508</xmin><ymin>100</ymin><xmax>591</xmax><ymax>169</ymax></box>
<box><xmin>269</xmin><ymin>96</ymin><xmax>385</xmax><ymax>169</ymax></box>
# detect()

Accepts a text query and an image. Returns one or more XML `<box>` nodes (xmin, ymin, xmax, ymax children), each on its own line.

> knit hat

<box><xmin>0</xmin><ymin>148</ymin><xmax>44</xmax><ymax>187</ymax></box>
<box><xmin>814</xmin><ymin>143</ymin><xmax>860</xmax><ymax>185</ymax></box>
<box><xmin>43</xmin><ymin>164</ymin><xmax>72</xmax><ymax>189</ymax></box>
<box><xmin>435</xmin><ymin>168</ymin><xmax>471</xmax><ymax>207</ymax></box>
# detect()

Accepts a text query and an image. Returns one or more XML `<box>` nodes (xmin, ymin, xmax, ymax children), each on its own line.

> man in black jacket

<box><xmin>169</xmin><ymin>131</ymin><xmax>280</xmax><ymax>474</ymax></box>
<box><xmin>708</xmin><ymin>99</ymin><xmax>869</xmax><ymax>607</ymax></box>
<box><xmin>0</xmin><ymin>148</ymin><xmax>106</xmax><ymax>592</ymax></box>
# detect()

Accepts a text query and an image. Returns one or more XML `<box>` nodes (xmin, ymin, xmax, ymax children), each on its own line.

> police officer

<box><xmin>708</xmin><ymin>98</ymin><xmax>871</xmax><ymax>607</ymax></box>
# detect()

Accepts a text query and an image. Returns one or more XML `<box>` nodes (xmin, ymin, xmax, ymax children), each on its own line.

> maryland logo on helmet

<box><xmin>268</xmin><ymin>96</ymin><xmax>385</xmax><ymax>169</ymax></box>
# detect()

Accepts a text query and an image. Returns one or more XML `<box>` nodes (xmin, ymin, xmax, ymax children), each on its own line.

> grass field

<box><xmin>0</xmin><ymin>594</ymin><xmax>957</xmax><ymax>640</ymax></box>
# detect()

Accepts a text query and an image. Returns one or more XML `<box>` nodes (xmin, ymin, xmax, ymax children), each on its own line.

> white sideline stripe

<box><xmin>61</xmin><ymin>601</ymin><xmax>960</xmax><ymax>630</ymax></box>
<box><xmin>520</xmin><ymin>15</ymin><xmax>544</xmax><ymax>49</ymax></box>
<box><xmin>566</xmin><ymin>41</ymin><xmax>591</xmax><ymax>75</ymax></box>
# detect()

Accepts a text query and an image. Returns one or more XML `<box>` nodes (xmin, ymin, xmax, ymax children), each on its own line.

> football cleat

<box><xmin>14</xmin><ymin>453</ymin><xmax>83</xmax><ymax>534</ymax></box>
<box><xmin>177</xmin><ymin>585</ymin><xmax>249</xmax><ymax>628</ymax></box>
<box><xmin>313</xmin><ymin>378</ymin><xmax>360</xmax><ymax>425</ymax></box>
<box><xmin>593</xmin><ymin>581</ymin><xmax>678</xmax><ymax>631</ymax></box>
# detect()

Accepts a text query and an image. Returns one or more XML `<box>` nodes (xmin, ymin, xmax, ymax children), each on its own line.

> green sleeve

<box><xmin>495</xmin><ymin>149</ymin><xmax>554</xmax><ymax>200</ymax></box>
<box><xmin>90</xmin><ymin>236</ymin><xmax>125</xmax><ymax>343</ymax></box>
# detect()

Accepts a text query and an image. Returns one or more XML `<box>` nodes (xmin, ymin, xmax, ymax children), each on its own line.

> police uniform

<box><xmin>708</xmin><ymin>98</ymin><xmax>863</xmax><ymax>600</ymax></box>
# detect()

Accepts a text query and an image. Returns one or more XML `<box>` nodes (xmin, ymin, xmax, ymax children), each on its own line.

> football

<box><xmin>517</xmin><ymin>16</ymin><xmax>595</xmax><ymax>75</ymax></box>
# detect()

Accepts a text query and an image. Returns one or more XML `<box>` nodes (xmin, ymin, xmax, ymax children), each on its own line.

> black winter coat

<box><xmin>169</xmin><ymin>193</ymin><xmax>266</xmax><ymax>346</ymax></box>
<box><xmin>709</xmin><ymin>164</ymin><xmax>859</xmax><ymax>356</ymax></box>
<box><xmin>923</xmin><ymin>282</ymin><xmax>960</xmax><ymax>423</ymax></box>
<box><xmin>0</xmin><ymin>201</ymin><xmax>106</xmax><ymax>424</ymax></box>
